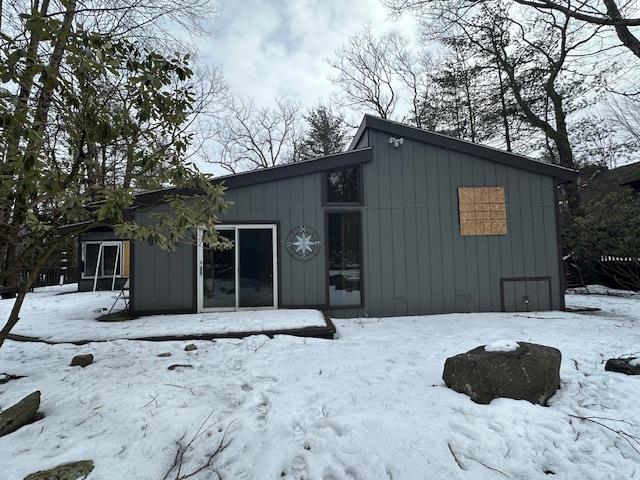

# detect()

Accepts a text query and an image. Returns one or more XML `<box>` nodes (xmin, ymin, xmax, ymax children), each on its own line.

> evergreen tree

<box><xmin>0</xmin><ymin>2</ymin><xmax>228</xmax><ymax>348</ymax></box>
<box><xmin>299</xmin><ymin>105</ymin><xmax>348</xmax><ymax>158</ymax></box>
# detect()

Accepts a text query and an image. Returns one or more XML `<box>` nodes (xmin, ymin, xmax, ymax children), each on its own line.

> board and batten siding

<box><xmin>347</xmin><ymin>128</ymin><xmax>562</xmax><ymax>318</ymax></box>
<box><xmin>131</xmin><ymin>173</ymin><xmax>328</xmax><ymax>313</ymax></box>
<box><xmin>132</xmin><ymin>126</ymin><xmax>562</xmax><ymax>317</ymax></box>
<box><xmin>131</xmin><ymin>209</ymin><xmax>197</xmax><ymax>313</ymax></box>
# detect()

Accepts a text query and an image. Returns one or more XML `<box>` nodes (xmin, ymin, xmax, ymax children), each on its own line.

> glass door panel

<box><xmin>238</xmin><ymin>228</ymin><xmax>274</xmax><ymax>308</ymax></box>
<box><xmin>203</xmin><ymin>229</ymin><xmax>235</xmax><ymax>308</ymax></box>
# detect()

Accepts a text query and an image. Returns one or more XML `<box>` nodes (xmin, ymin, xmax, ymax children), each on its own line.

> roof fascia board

<box><xmin>132</xmin><ymin>148</ymin><xmax>373</xmax><ymax>209</ymax></box>
<box><xmin>215</xmin><ymin>147</ymin><xmax>372</xmax><ymax>190</ymax></box>
<box><xmin>351</xmin><ymin>115</ymin><xmax>577</xmax><ymax>182</ymax></box>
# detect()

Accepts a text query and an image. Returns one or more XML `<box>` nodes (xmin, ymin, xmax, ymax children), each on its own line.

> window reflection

<box><xmin>328</xmin><ymin>211</ymin><xmax>361</xmax><ymax>306</ymax></box>
<box><xmin>327</xmin><ymin>166</ymin><xmax>360</xmax><ymax>203</ymax></box>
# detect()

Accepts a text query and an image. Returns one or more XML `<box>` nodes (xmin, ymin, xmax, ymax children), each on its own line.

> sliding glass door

<box><xmin>198</xmin><ymin>225</ymin><xmax>277</xmax><ymax>311</ymax></box>
<box><xmin>202</xmin><ymin>229</ymin><xmax>235</xmax><ymax>309</ymax></box>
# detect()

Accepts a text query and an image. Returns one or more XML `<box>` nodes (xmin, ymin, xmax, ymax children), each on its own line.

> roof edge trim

<box><xmin>349</xmin><ymin>115</ymin><xmax>577</xmax><ymax>182</ymax></box>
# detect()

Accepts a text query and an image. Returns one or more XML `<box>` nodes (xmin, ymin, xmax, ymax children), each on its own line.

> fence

<box><xmin>565</xmin><ymin>257</ymin><xmax>640</xmax><ymax>292</ymax></box>
<box><xmin>24</xmin><ymin>267</ymin><xmax>79</xmax><ymax>288</ymax></box>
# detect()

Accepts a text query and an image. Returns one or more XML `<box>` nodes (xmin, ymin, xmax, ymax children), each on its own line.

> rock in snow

<box><xmin>157</xmin><ymin>352</ymin><xmax>172</xmax><ymax>357</ymax></box>
<box><xmin>443</xmin><ymin>342</ymin><xmax>562</xmax><ymax>405</ymax></box>
<box><xmin>605</xmin><ymin>357</ymin><xmax>640</xmax><ymax>375</ymax></box>
<box><xmin>168</xmin><ymin>364</ymin><xmax>193</xmax><ymax>371</ymax></box>
<box><xmin>184</xmin><ymin>344</ymin><xmax>197</xmax><ymax>352</ymax></box>
<box><xmin>24</xmin><ymin>460</ymin><xmax>94</xmax><ymax>480</ymax></box>
<box><xmin>69</xmin><ymin>354</ymin><xmax>93</xmax><ymax>368</ymax></box>
<box><xmin>0</xmin><ymin>391</ymin><xmax>41</xmax><ymax>437</ymax></box>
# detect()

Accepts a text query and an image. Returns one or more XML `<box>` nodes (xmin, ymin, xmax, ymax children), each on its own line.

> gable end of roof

<box><xmin>349</xmin><ymin>115</ymin><xmax>577</xmax><ymax>182</ymax></box>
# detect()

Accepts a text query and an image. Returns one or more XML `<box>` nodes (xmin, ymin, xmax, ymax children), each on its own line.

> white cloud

<box><xmin>196</xmin><ymin>0</ymin><xmax>419</xmax><ymax>107</ymax></box>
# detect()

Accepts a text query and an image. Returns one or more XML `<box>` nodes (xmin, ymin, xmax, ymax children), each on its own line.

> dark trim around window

<box><xmin>324</xmin><ymin>209</ymin><xmax>364</xmax><ymax>309</ymax></box>
<box><xmin>322</xmin><ymin>164</ymin><xmax>364</xmax><ymax>206</ymax></box>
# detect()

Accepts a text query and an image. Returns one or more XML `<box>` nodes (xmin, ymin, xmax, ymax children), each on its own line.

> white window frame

<box><xmin>81</xmin><ymin>241</ymin><xmax>124</xmax><ymax>280</ymax></box>
<box><xmin>197</xmin><ymin>225</ymin><xmax>278</xmax><ymax>313</ymax></box>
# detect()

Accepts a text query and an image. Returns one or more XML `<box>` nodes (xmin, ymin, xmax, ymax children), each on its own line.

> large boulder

<box><xmin>605</xmin><ymin>357</ymin><xmax>640</xmax><ymax>375</ymax></box>
<box><xmin>443</xmin><ymin>342</ymin><xmax>561</xmax><ymax>405</ymax></box>
<box><xmin>0</xmin><ymin>391</ymin><xmax>41</xmax><ymax>437</ymax></box>
<box><xmin>24</xmin><ymin>460</ymin><xmax>94</xmax><ymax>480</ymax></box>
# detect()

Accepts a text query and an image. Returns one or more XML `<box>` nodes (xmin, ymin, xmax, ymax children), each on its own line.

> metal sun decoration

<box><xmin>285</xmin><ymin>226</ymin><xmax>321</xmax><ymax>261</ymax></box>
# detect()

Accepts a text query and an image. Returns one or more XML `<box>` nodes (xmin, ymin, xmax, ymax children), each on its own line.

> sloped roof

<box><xmin>610</xmin><ymin>161</ymin><xmax>640</xmax><ymax>186</ymax></box>
<box><xmin>349</xmin><ymin>115</ymin><xmax>577</xmax><ymax>182</ymax></box>
<box><xmin>132</xmin><ymin>147</ymin><xmax>373</xmax><ymax>208</ymax></box>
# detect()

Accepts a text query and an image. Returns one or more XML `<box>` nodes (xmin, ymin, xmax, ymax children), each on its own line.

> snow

<box><xmin>0</xmin><ymin>285</ymin><xmax>325</xmax><ymax>342</ymax></box>
<box><xmin>1</xmin><ymin>290</ymin><xmax>640</xmax><ymax>479</ymax></box>
<box><xmin>484</xmin><ymin>339</ymin><xmax>519</xmax><ymax>352</ymax></box>
<box><xmin>568</xmin><ymin>284</ymin><xmax>640</xmax><ymax>298</ymax></box>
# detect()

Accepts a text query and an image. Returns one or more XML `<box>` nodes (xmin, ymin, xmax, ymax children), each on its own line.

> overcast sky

<box><xmin>197</xmin><ymin>0</ymin><xmax>419</xmax><ymax>108</ymax></box>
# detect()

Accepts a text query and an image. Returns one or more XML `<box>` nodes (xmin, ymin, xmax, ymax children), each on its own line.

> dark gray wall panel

<box><xmin>356</xmin><ymin>129</ymin><xmax>563</xmax><ymax>316</ymax></box>
<box><xmin>132</xmin><ymin>126</ymin><xmax>562</xmax><ymax>316</ymax></box>
<box><xmin>131</xmin><ymin>210</ymin><xmax>194</xmax><ymax>312</ymax></box>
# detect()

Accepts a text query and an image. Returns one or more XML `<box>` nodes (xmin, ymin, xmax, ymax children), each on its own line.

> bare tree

<box><xmin>608</xmin><ymin>95</ymin><xmax>640</xmax><ymax>147</ymax></box>
<box><xmin>328</xmin><ymin>25</ymin><xmax>399</xmax><ymax>119</ymax></box>
<box><xmin>508</xmin><ymin>0</ymin><xmax>640</xmax><ymax>58</ymax></box>
<box><xmin>386</xmin><ymin>0</ymin><xmax>617</xmax><ymax>212</ymax></box>
<box><xmin>571</xmin><ymin>116</ymin><xmax>636</xmax><ymax>168</ymax></box>
<box><xmin>386</xmin><ymin>34</ymin><xmax>437</xmax><ymax>128</ymax></box>
<box><xmin>213</xmin><ymin>98</ymin><xmax>303</xmax><ymax>173</ymax></box>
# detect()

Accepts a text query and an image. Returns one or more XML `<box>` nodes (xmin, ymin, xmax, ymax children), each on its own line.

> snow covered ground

<box><xmin>1</xmin><ymin>285</ymin><xmax>325</xmax><ymax>342</ymax></box>
<box><xmin>1</xmin><ymin>287</ymin><xmax>640</xmax><ymax>479</ymax></box>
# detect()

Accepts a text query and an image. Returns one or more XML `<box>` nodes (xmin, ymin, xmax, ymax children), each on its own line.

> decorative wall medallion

<box><xmin>286</xmin><ymin>226</ymin><xmax>321</xmax><ymax>261</ymax></box>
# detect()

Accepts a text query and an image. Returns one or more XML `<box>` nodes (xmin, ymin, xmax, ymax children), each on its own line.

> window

<box><xmin>327</xmin><ymin>211</ymin><xmax>362</xmax><ymax>306</ymax></box>
<box><xmin>82</xmin><ymin>241</ymin><xmax>129</xmax><ymax>278</ymax></box>
<box><xmin>458</xmin><ymin>186</ymin><xmax>507</xmax><ymax>236</ymax></box>
<box><xmin>326</xmin><ymin>166</ymin><xmax>361</xmax><ymax>204</ymax></box>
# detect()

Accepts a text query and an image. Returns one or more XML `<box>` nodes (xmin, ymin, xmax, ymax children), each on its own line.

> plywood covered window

<box><xmin>458</xmin><ymin>187</ymin><xmax>507</xmax><ymax>236</ymax></box>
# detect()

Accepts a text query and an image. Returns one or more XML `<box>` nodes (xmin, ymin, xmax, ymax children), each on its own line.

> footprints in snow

<box><xmin>283</xmin><ymin>415</ymin><xmax>358</xmax><ymax>480</ymax></box>
<box><xmin>254</xmin><ymin>392</ymin><xmax>270</xmax><ymax>429</ymax></box>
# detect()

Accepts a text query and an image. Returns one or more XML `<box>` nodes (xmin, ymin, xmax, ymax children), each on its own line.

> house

<box><xmin>77</xmin><ymin>225</ymin><xmax>130</xmax><ymax>292</ymax></box>
<box><xmin>579</xmin><ymin>160</ymin><xmax>640</xmax><ymax>203</ymax></box>
<box><xmin>78</xmin><ymin>115</ymin><xmax>576</xmax><ymax>316</ymax></box>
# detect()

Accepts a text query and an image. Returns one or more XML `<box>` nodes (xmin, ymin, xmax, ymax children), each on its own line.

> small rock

<box><xmin>0</xmin><ymin>391</ymin><xmax>41</xmax><ymax>437</ymax></box>
<box><xmin>0</xmin><ymin>373</ymin><xmax>25</xmax><ymax>385</ymax></box>
<box><xmin>443</xmin><ymin>342</ymin><xmax>561</xmax><ymax>405</ymax></box>
<box><xmin>184</xmin><ymin>344</ymin><xmax>197</xmax><ymax>352</ymax></box>
<box><xmin>157</xmin><ymin>352</ymin><xmax>172</xmax><ymax>358</ymax></box>
<box><xmin>24</xmin><ymin>460</ymin><xmax>94</xmax><ymax>480</ymax></box>
<box><xmin>605</xmin><ymin>357</ymin><xmax>640</xmax><ymax>375</ymax></box>
<box><xmin>70</xmin><ymin>354</ymin><xmax>93</xmax><ymax>368</ymax></box>
<box><xmin>168</xmin><ymin>364</ymin><xmax>193</xmax><ymax>371</ymax></box>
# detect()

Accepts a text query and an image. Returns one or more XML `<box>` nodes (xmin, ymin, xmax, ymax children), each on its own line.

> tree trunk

<box><xmin>603</xmin><ymin>0</ymin><xmax>640</xmax><ymax>59</ymax></box>
<box><xmin>0</xmin><ymin>248</ymin><xmax>54</xmax><ymax>349</ymax></box>
<box><xmin>0</xmin><ymin>289</ymin><xmax>29</xmax><ymax>348</ymax></box>
<box><xmin>496</xmin><ymin>61</ymin><xmax>512</xmax><ymax>152</ymax></box>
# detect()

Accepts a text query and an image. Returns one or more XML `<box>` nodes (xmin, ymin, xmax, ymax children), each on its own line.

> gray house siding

<box><xmin>220</xmin><ymin>175</ymin><xmax>327</xmax><ymax>307</ymax></box>
<box><xmin>131</xmin><ymin>211</ymin><xmax>195</xmax><ymax>313</ymax></box>
<box><xmin>131</xmin><ymin>123</ymin><xmax>564</xmax><ymax>317</ymax></box>
<box><xmin>344</xmin><ymin>128</ymin><xmax>562</xmax><ymax>317</ymax></box>
<box><xmin>131</xmin><ymin>174</ymin><xmax>329</xmax><ymax>313</ymax></box>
